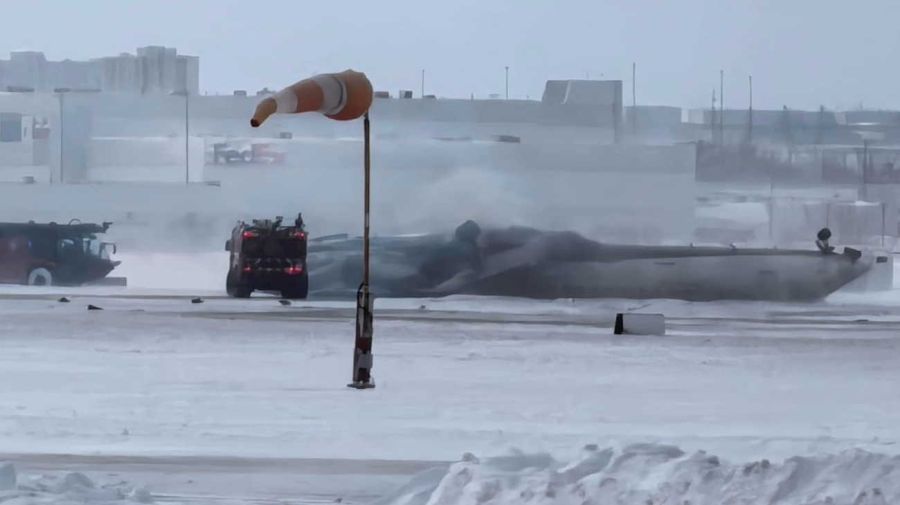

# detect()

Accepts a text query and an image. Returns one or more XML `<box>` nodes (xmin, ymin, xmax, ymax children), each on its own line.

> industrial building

<box><xmin>0</xmin><ymin>46</ymin><xmax>199</xmax><ymax>94</ymax></box>
<box><xmin>1</xmin><ymin>46</ymin><xmax>899</xmax><ymax>247</ymax></box>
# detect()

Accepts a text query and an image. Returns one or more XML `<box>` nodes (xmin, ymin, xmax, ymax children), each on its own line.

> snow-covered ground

<box><xmin>378</xmin><ymin>444</ymin><xmax>900</xmax><ymax>505</ymax></box>
<box><xmin>0</xmin><ymin>462</ymin><xmax>153</xmax><ymax>505</ymax></box>
<box><xmin>1</xmin><ymin>272</ymin><xmax>899</xmax><ymax>503</ymax></box>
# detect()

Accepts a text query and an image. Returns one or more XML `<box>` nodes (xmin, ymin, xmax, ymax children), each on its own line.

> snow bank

<box><xmin>378</xmin><ymin>444</ymin><xmax>900</xmax><ymax>505</ymax></box>
<box><xmin>0</xmin><ymin>463</ymin><xmax>152</xmax><ymax>504</ymax></box>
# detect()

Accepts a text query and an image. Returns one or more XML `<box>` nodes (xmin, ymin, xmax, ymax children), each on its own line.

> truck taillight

<box><xmin>292</xmin><ymin>231</ymin><xmax>306</xmax><ymax>239</ymax></box>
<box><xmin>285</xmin><ymin>265</ymin><xmax>304</xmax><ymax>275</ymax></box>
<box><xmin>242</xmin><ymin>265</ymin><xmax>252</xmax><ymax>273</ymax></box>
<box><xmin>242</xmin><ymin>230</ymin><xmax>258</xmax><ymax>239</ymax></box>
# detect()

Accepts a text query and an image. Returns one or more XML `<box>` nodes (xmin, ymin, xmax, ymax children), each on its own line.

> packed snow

<box><xmin>0</xmin><ymin>462</ymin><xmax>152</xmax><ymax>505</ymax></box>
<box><xmin>378</xmin><ymin>443</ymin><xmax>900</xmax><ymax>505</ymax></box>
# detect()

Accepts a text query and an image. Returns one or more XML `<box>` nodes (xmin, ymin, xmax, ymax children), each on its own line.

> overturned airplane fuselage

<box><xmin>307</xmin><ymin>224</ymin><xmax>873</xmax><ymax>302</ymax></box>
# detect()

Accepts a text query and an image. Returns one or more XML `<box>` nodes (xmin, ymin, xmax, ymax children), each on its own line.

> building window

<box><xmin>0</xmin><ymin>113</ymin><xmax>23</xmax><ymax>142</ymax></box>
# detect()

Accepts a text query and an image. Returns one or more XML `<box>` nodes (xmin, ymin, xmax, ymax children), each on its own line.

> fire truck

<box><xmin>226</xmin><ymin>215</ymin><xmax>308</xmax><ymax>299</ymax></box>
<box><xmin>0</xmin><ymin>220</ymin><xmax>119</xmax><ymax>286</ymax></box>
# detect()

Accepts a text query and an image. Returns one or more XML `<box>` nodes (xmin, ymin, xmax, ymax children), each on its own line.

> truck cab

<box><xmin>226</xmin><ymin>215</ymin><xmax>308</xmax><ymax>299</ymax></box>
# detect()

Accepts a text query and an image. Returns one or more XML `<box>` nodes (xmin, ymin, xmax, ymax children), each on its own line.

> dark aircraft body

<box><xmin>307</xmin><ymin>222</ymin><xmax>873</xmax><ymax>302</ymax></box>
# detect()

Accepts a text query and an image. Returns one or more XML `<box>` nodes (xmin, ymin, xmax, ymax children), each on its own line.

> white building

<box><xmin>0</xmin><ymin>46</ymin><xmax>199</xmax><ymax>95</ymax></box>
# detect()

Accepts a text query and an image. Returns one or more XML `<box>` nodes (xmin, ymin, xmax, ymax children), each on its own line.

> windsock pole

<box><xmin>249</xmin><ymin>70</ymin><xmax>376</xmax><ymax>389</ymax></box>
<box><xmin>349</xmin><ymin>112</ymin><xmax>375</xmax><ymax>389</ymax></box>
<box><xmin>364</xmin><ymin>113</ymin><xmax>371</xmax><ymax>286</ymax></box>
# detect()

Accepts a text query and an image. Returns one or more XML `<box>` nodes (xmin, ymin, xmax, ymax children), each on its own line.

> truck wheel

<box><xmin>281</xmin><ymin>274</ymin><xmax>309</xmax><ymax>300</ymax></box>
<box><xmin>226</xmin><ymin>269</ymin><xmax>252</xmax><ymax>298</ymax></box>
<box><xmin>241</xmin><ymin>151</ymin><xmax>253</xmax><ymax>163</ymax></box>
<box><xmin>27</xmin><ymin>268</ymin><xmax>53</xmax><ymax>286</ymax></box>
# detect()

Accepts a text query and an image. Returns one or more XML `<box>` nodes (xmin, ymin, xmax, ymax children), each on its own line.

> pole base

<box><xmin>347</xmin><ymin>381</ymin><xmax>376</xmax><ymax>390</ymax></box>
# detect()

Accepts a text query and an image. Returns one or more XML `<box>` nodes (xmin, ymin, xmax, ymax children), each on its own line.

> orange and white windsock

<box><xmin>250</xmin><ymin>69</ymin><xmax>373</xmax><ymax>127</ymax></box>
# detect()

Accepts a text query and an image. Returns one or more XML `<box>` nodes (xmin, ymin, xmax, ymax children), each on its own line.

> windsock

<box><xmin>250</xmin><ymin>70</ymin><xmax>373</xmax><ymax>127</ymax></box>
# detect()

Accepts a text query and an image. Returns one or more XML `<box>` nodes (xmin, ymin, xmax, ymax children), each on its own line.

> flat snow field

<box><xmin>0</xmin><ymin>282</ymin><xmax>899</xmax><ymax>503</ymax></box>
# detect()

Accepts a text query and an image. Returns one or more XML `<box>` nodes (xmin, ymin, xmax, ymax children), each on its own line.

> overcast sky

<box><xmin>2</xmin><ymin>0</ymin><xmax>898</xmax><ymax>110</ymax></box>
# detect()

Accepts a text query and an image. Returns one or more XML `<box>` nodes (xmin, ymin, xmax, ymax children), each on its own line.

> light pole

<box><xmin>59</xmin><ymin>92</ymin><xmax>64</xmax><ymax>184</ymax></box>
<box><xmin>632</xmin><ymin>62</ymin><xmax>637</xmax><ymax>136</ymax></box>
<box><xmin>185</xmin><ymin>93</ymin><xmax>189</xmax><ymax>184</ymax></box>
<box><xmin>719</xmin><ymin>69</ymin><xmax>724</xmax><ymax>145</ymax></box>
<box><xmin>748</xmin><ymin>75</ymin><xmax>753</xmax><ymax>145</ymax></box>
<box><xmin>504</xmin><ymin>66</ymin><xmax>509</xmax><ymax>100</ymax></box>
<box><xmin>54</xmin><ymin>87</ymin><xmax>71</xmax><ymax>184</ymax></box>
<box><xmin>171</xmin><ymin>90</ymin><xmax>190</xmax><ymax>184</ymax></box>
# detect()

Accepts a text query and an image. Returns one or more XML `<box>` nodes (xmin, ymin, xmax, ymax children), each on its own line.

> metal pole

<box><xmin>185</xmin><ymin>93</ymin><xmax>190</xmax><ymax>184</ymax></box>
<box><xmin>720</xmin><ymin>69</ymin><xmax>724</xmax><ymax>145</ymax></box>
<box><xmin>769</xmin><ymin>166</ymin><xmax>775</xmax><ymax>244</ymax></box>
<box><xmin>505</xmin><ymin>66</ymin><xmax>509</xmax><ymax>100</ymax></box>
<box><xmin>748</xmin><ymin>75</ymin><xmax>753</xmax><ymax>144</ymax></box>
<box><xmin>861</xmin><ymin>140</ymin><xmax>869</xmax><ymax>200</ymax></box>
<box><xmin>58</xmin><ymin>92</ymin><xmax>63</xmax><ymax>185</ymax></box>
<box><xmin>632</xmin><ymin>62</ymin><xmax>637</xmax><ymax>136</ymax></box>
<box><xmin>363</xmin><ymin>113</ymin><xmax>370</xmax><ymax>285</ymax></box>
<box><xmin>768</xmin><ymin>187</ymin><xmax>774</xmax><ymax>244</ymax></box>
<box><xmin>350</xmin><ymin>112</ymin><xmax>375</xmax><ymax>389</ymax></box>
